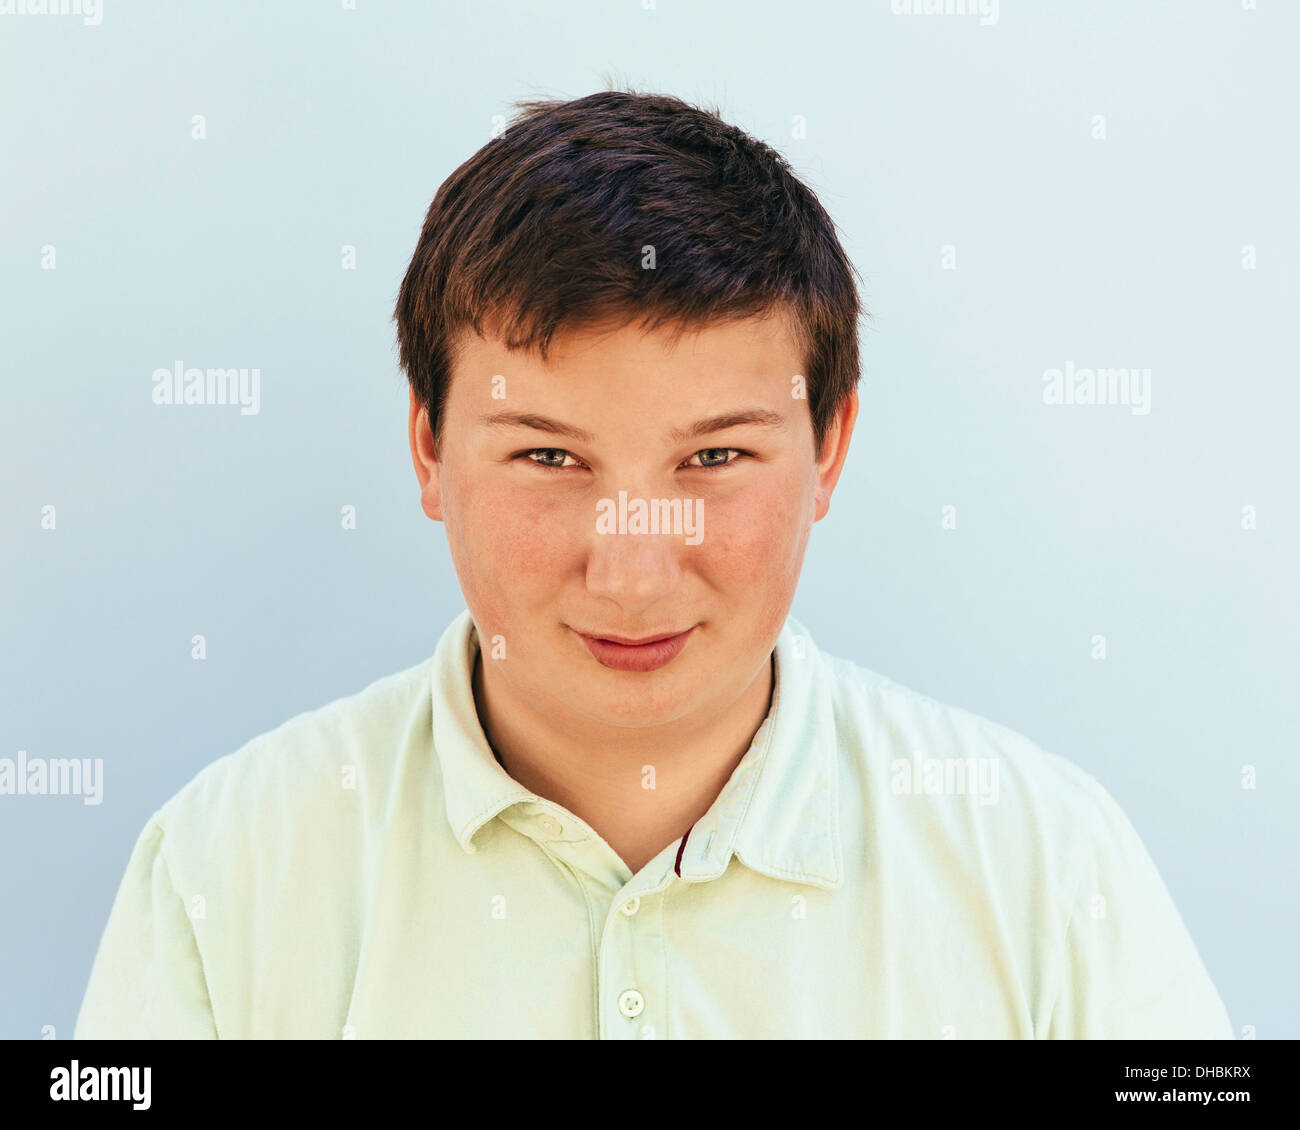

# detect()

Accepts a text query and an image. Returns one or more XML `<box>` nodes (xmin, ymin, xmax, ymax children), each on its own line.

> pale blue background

<box><xmin>2</xmin><ymin>0</ymin><xmax>1296</xmax><ymax>1039</ymax></box>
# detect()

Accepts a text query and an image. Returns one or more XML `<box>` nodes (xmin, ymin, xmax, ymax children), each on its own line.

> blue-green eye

<box><xmin>523</xmin><ymin>448</ymin><xmax>583</xmax><ymax>471</ymax></box>
<box><xmin>687</xmin><ymin>448</ymin><xmax>744</xmax><ymax>469</ymax></box>
<box><xmin>517</xmin><ymin>448</ymin><xmax>751</xmax><ymax>472</ymax></box>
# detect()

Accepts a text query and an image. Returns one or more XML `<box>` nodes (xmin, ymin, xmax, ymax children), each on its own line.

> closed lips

<box><xmin>584</xmin><ymin>630</ymin><xmax>690</xmax><ymax>645</ymax></box>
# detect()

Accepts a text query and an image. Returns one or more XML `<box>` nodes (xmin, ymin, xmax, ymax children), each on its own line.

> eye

<box><xmin>521</xmin><ymin>448</ymin><xmax>587</xmax><ymax>471</ymax></box>
<box><xmin>683</xmin><ymin>448</ymin><xmax>749</xmax><ymax>470</ymax></box>
<box><xmin>517</xmin><ymin>447</ymin><xmax>750</xmax><ymax>472</ymax></box>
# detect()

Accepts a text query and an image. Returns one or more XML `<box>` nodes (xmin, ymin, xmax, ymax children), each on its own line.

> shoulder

<box><xmin>150</xmin><ymin>656</ymin><xmax>437</xmax><ymax>870</ymax></box>
<box><xmin>812</xmin><ymin>642</ymin><xmax>1129</xmax><ymax>894</ymax></box>
<box><xmin>821</xmin><ymin>646</ymin><xmax>1107</xmax><ymax>799</ymax></box>
<box><xmin>92</xmin><ymin>658</ymin><xmax>438</xmax><ymax>1036</ymax></box>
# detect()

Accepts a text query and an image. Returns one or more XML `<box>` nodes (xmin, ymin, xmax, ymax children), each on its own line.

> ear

<box><xmin>408</xmin><ymin>386</ymin><xmax>444</xmax><ymax>522</ymax></box>
<box><xmin>813</xmin><ymin>389</ymin><xmax>858</xmax><ymax>522</ymax></box>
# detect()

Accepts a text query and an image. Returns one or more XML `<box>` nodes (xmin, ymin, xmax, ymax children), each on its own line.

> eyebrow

<box><xmin>477</xmin><ymin>408</ymin><xmax>787</xmax><ymax>445</ymax></box>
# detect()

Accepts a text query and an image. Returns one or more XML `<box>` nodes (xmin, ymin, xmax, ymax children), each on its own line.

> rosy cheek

<box><xmin>470</xmin><ymin>482</ymin><xmax>573</xmax><ymax>581</ymax></box>
<box><xmin>700</xmin><ymin>485</ymin><xmax>806</xmax><ymax>583</ymax></box>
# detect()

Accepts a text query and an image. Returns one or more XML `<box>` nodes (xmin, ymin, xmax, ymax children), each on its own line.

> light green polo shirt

<box><xmin>74</xmin><ymin>609</ymin><xmax>1233</xmax><ymax>1039</ymax></box>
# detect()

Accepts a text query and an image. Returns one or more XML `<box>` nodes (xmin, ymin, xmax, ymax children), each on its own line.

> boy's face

<box><xmin>409</xmin><ymin>311</ymin><xmax>856</xmax><ymax>730</ymax></box>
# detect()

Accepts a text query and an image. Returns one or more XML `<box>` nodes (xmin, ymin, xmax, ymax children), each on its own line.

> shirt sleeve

<box><xmin>1044</xmin><ymin>782</ymin><xmax>1234</xmax><ymax>1039</ymax></box>
<box><xmin>73</xmin><ymin>819</ymin><xmax>219</xmax><ymax>1039</ymax></box>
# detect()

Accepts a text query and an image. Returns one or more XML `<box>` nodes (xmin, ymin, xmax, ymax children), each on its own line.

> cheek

<box><xmin>448</xmin><ymin>476</ymin><xmax>576</xmax><ymax>592</ymax></box>
<box><xmin>699</xmin><ymin>477</ymin><xmax>811</xmax><ymax>585</ymax></box>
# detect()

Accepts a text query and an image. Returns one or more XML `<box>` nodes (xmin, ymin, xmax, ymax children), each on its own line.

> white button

<box><xmin>537</xmin><ymin>814</ymin><xmax>561</xmax><ymax>836</ymax></box>
<box><xmin>619</xmin><ymin>896</ymin><xmax>640</xmax><ymax>916</ymax></box>
<box><xmin>617</xmin><ymin>989</ymin><xmax>644</xmax><ymax>1018</ymax></box>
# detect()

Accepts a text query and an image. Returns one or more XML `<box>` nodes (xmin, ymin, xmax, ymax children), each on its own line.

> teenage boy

<box><xmin>75</xmin><ymin>91</ymin><xmax>1232</xmax><ymax>1040</ymax></box>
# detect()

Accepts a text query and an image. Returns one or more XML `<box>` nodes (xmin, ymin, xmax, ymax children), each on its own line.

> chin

<box><xmin>567</xmin><ymin>677</ymin><xmax>702</xmax><ymax>727</ymax></box>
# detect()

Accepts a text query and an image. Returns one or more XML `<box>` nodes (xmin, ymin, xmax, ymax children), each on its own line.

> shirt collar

<box><xmin>431</xmin><ymin>609</ymin><xmax>842</xmax><ymax>890</ymax></box>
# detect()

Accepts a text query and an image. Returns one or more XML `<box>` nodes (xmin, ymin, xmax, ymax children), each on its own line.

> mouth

<box><xmin>586</xmin><ymin>629</ymin><xmax>689</xmax><ymax>646</ymax></box>
<box><xmin>572</xmin><ymin>626</ymin><xmax>697</xmax><ymax>672</ymax></box>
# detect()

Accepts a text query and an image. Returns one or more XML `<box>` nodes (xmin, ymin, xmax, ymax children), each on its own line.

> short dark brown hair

<box><xmin>394</xmin><ymin>89</ymin><xmax>864</xmax><ymax>460</ymax></box>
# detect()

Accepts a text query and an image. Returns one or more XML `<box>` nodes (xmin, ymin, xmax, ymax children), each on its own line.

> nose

<box><xmin>584</xmin><ymin>494</ymin><xmax>687</xmax><ymax>613</ymax></box>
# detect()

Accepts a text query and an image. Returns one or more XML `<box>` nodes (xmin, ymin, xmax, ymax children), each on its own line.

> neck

<box><xmin>471</xmin><ymin>646</ymin><xmax>775</xmax><ymax>876</ymax></box>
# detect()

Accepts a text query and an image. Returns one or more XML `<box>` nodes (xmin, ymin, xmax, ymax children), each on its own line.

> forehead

<box><xmin>448</xmin><ymin>309</ymin><xmax>805</xmax><ymax>412</ymax></box>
